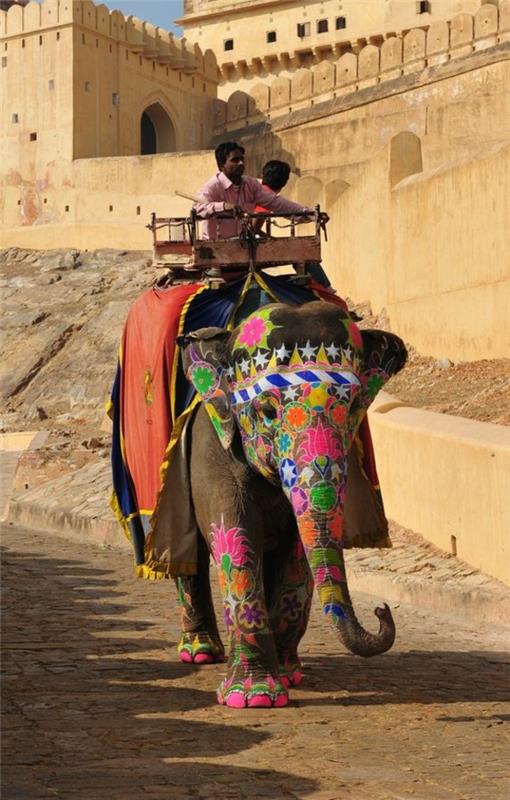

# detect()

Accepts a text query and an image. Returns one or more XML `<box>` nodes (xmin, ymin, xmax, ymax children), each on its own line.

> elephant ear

<box><xmin>178</xmin><ymin>327</ymin><xmax>236</xmax><ymax>450</ymax></box>
<box><xmin>360</xmin><ymin>330</ymin><xmax>408</xmax><ymax>407</ymax></box>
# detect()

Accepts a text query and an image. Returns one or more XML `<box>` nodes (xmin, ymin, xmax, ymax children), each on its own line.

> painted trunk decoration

<box><xmin>230</xmin><ymin>310</ymin><xmax>395</xmax><ymax>656</ymax></box>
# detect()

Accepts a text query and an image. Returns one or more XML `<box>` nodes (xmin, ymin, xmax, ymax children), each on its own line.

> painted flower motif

<box><xmin>329</xmin><ymin>401</ymin><xmax>347</xmax><ymax>429</ymax></box>
<box><xmin>305</xmin><ymin>384</ymin><xmax>329</xmax><ymax>411</ymax></box>
<box><xmin>238</xmin><ymin>316</ymin><xmax>267</xmax><ymax>348</ymax></box>
<box><xmin>290</xmin><ymin>486</ymin><xmax>308</xmax><ymax>516</ymax></box>
<box><xmin>238</xmin><ymin>600</ymin><xmax>267</xmax><ymax>631</ymax></box>
<box><xmin>327</xmin><ymin>511</ymin><xmax>344</xmax><ymax>542</ymax></box>
<box><xmin>298</xmin><ymin>513</ymin><xmax>321</xmax><ymax>549</ymax></box>
<box><xmin>275</xmin><ymin>431</ymin><xmax>292</xmax><ymax>455</ymax></box>
<box><xmin>310</xmin><ymin>481</ymin><xmax>338</xmax><ymax>513</ymax></box>
<box><xmin>284</xmin><ymin>402</ymin><xmax>311</xmax><ymax>431</ymax></box>
<box><xmin>239</xmin><ymin>410</ymin><xmax>255</xmax><ymax>437</ymax></box>
<box><xmin>315</xmin><ymin>565</ymin><xmax>344</xmax><ymax>585</ymax></box>
<box><xmin>230</xmin><ymin>568</ymin><xmax>254</xmax><ymax>598</ymax></box>
<box><xmin>280</xmin><ymin>592</ymin><xmax>302</xmax><ymax>623</ymax></box>
<box><xmin>298</xmin><ymin>418</ymin><xmax>343</xmax><ymax>463</ymax></box>
<box><xmin>210</xmin><ymin>517</ymin><xmax>251</xmax><ymax>568</ymax></box>
<box><xmin>348</xmin><ymin>321</ymin><xmax>363</xmax><ymax>349</ymax></box>
<box><xmin>367</xmin><ymin>372</ymin><xmax>385</xmax><ymax>399</ymax></box>
<box><xmin>191</xmin><ymin>363</ymin><xmax>218</xmax><ymax>397</ymax></box>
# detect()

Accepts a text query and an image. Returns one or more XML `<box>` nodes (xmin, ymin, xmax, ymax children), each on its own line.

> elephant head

<box><xmin>181</xmin><ymin>302</ymin><xmax>407</xmax><ymax>658</ymax></box>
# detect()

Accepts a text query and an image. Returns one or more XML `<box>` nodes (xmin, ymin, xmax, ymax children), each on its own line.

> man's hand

<box><xmin>223</xmin><ymin>202</ymin><xmax>244</xmax><ymax>214</ymax></box>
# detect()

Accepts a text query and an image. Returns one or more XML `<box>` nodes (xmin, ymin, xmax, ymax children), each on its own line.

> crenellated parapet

<box><xmin>214</xmin><ymin>3</ymin><xmax>510</xmax><ymax>131</ymax></box>
<box><xmin>0</xmin><ymin>0</ymin><xmax>219</xmax><ymax>80</ymax></box>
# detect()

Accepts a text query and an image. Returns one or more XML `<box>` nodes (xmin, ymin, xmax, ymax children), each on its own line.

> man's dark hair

<box><xmin>261</xmin><ymin>160</ymin><xmax>291</xmax><ymax>191</ymax></box>
<box><xmin>215</xmin><ymin>141</ymin><xmax>245</xmax><ymax>168</ymax></box>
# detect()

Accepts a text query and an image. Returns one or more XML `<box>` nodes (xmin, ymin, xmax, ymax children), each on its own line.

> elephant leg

<box><xmin>206</xmin><ymin>513</ymin><xmax>288</xmax><ymax>709</ymax></box>
<box><xmin>265</xmin><ymin>536</ymin><xmax>314</xmax><ymax>688</ymax></box>
<box><xmin>175</xmin><ymin>535</ymin><xmax>224</xmax><ymax>665</ymax></box>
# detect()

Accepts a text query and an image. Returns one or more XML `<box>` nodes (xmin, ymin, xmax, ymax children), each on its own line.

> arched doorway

<box><xmin>140</xmin><ymin>102</ymin><xmax>176</xmax><ymax>155</ymax></box>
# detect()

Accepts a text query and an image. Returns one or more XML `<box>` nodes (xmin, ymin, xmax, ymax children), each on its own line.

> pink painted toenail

<box><xmin>225</xmin><ymin>693</ymin><xmax>246</xmax><ymax>708</ymax></box>
<box><xmin>247</xmin><ymin>694</ymin><xmax>273</xmax><ymax>708</ymax></box>
<box><xmin>291</xmin><ymin>670</ymin><xmax>303</xmax><ymax>686</ymax></box>
<box><xmin>179</xmin><ymin>651</ymin><xmax>193</xmax><ymax>663</ymax></box>
<box><xmin>194</xmin><ymin>652</ymin><xmax>214</xmax><ymax>664</ymax></box>
<box><xmin>274</xmin><ymin>694</ymin><xmax>289</xmax><ymax>707</ymax></box>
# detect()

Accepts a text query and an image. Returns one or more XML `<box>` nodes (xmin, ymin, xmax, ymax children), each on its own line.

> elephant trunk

<box><xmin>296</xmin><ymin>507</ymin><xmax>395</xmax><ymax>657</ymax></box>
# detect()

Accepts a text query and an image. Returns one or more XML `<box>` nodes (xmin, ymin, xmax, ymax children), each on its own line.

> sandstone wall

<box><xmin>0</xmin><ymin>0</ymin><xmax>219</xmax><ymax>172</ymax></box>
<box><xmin>214</xmin><ymin>3</ymin><xmax>510</xmax><ymax>128</ymax></box>
<box><xmin>179</xmin><ymin>0</ymin><xmax>483</xmax><ymax>98</ymax></box>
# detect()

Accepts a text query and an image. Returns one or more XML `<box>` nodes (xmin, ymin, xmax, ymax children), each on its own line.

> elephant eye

<box><xmin>258</xmin><ymin>402</ymin><xmax>278</xmax><ymax>422</ymax></box>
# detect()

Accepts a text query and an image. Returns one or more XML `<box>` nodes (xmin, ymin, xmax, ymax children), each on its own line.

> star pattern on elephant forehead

<box><xmin>231</xmin><ymin>367</ymin><xmax>360</xmax><ymax>407</ymax></box>
<box><xmin>230</xmin><ymin>345</ymin><xmax>361</xmax><ymax>394</ymax></box>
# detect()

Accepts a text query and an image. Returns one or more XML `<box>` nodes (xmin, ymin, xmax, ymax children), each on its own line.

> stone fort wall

<box><xmin>1</xmin><ymin>1</ymin><xmax>509</xmax><ymax>362</ymax></box>
<box><xmin>215</xmin><ymin>3</ymin><xmax>510</xmax><ymax>131</ymax></box>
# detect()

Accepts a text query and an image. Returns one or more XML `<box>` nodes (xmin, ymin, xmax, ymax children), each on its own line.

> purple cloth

<box><xmin>194</xmin><ymin>172</ymin><xmax>312</xmax><ymax>239</ymax></box>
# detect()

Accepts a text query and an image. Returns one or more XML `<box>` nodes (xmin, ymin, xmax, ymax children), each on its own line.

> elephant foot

<box><xmin>278</xmin><ymin>651</ymin><xmax>304</xmax><ymax>688</ymax></box>
<box><xmin>217</xmin><ymin>674</ymin><xmax>288</xmax><ymax>709</ymax></box>
<box><xmin>177</xmin><ymin>632</ymin><xmax>225</xmax><ymax>665</ymax></box>
<box><xmin>279</xmin><ymin>670</ymin><xmax>303</xmax><ymax>689</ymax></box>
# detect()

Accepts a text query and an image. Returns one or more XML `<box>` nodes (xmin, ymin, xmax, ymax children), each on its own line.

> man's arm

<box><xmin>254</xmin><ymin>184</ymin><xmax>312</xmax><ymax>216</ymax></box>
<box><xmin>194</xmin><ymin>178</ymin><xmax>229</xmax><ymax>218</ymax></box>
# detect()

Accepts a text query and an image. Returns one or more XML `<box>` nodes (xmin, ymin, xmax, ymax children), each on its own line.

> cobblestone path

<box><xmin>2</xmin><ymin>524</ymin><xmax>509</xmax><ymax>800</ymax></box>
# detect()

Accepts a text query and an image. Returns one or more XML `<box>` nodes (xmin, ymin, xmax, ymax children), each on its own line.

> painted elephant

<box><xmin>160</xmin><ymin>301</ymin><xmax>407</xmax><ymax>708</ymax></box>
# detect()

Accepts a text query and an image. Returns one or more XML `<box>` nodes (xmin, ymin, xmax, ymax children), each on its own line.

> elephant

<box><xmin>152</xmin><ymin>300</ymin><xmax>407</xmax><ymax>708</ymax></box>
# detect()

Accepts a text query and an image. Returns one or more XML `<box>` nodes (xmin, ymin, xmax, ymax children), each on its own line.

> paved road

<box><xmin>2</xmin><ymin>523</ymin><xmax>509</xmax><ymax>800</ymax></box>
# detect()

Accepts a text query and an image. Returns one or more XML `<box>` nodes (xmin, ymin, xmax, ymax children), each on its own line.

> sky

<box><xmin>34</xmin><ymin>1</ymin><xmax>184</xmax><ymax>34</ymax></box>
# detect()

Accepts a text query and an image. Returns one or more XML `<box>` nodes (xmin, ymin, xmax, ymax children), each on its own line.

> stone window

<box><xmin>416</xmin><ymin>1</ymin><xmax>430</xmax><ymax>13</ymax></box>
<box><xmin>317</xmin><ymin>19</ymin><xmax>328</xmax><ymax>34</ymax></box>
<box><xmin>3</xmin><ymin>43</ymin><xmax>6</xmax><ymax>51</ymax></box>
<box><xmin>224</xmin><ymin>38</ymin><xmax>234</xmax><ymax>51</ymax></box>
<box><xmin>65</xmin><ymin>205</ymin><xmax>70</xmax><ymax>212</ymax></box>
<box><xmin>336</xmin><ymin>16</ymin><xmax>347</xmax><ymax>30</ymax></box>
<box><xmin>82</xmin><ymin>33</ymin><xmax>86</xmax><ymax>44</ymax></box>
<box><xmin>29</xmin><ymin>132</ymin><xmax>37</xmax><ymax>141</ymax></box>
<box><xmin>297</xmin><ymin>22</ymin><xmax>311</xmax><ymax>38</ymax></box>
<box><xmin>39</xmin><ymin>35</ymin><xmax>43</xmax><ymax>46</ymax></box>
<box><xmin>267</xmin><ymin>30</ymin><xmax>277</xmax><ymax>44</ymax></box>
<box><xmin>109</xmin><ymin>205</ymin><xmax>113</xmax><ymax>212</ymax></box>
<box><xmin>48</xmin><ymin>79</ymin><xmax>54</xmax><ymax>90</ymax></box>
<box><xmin>112</xmin><ymin>92</ymin><xmax>120</xmax><ymax>107</ymax></box>
<box><xmin>84</xmin><ymin>81</ymin><xmax>91</xmax><ymax>91</ymax></box>
<box><xmin>1</xmin><ymin>57</ymin><xmax>6</xmax><ymax>68</ymax></box>
<box><xmin>12</xmin><ymin>113</ymin><xmax>19</xmax><ymax>124</ymax></box>
<box><xmin>56</xmin><ymin>32</ymin><xmax>60</xmax><ymax>41</ymax></box>
<box><xmin>22</xmin><ymin>39</ymin><xmax>25</xmax><ymax>48</ymax></box>
<box><xmin>136</xmin><ymin>206</ymin><xmax>141</xmax><ymax>216</ymax></box>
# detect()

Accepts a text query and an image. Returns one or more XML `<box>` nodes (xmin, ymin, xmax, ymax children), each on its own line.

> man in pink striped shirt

<box><xmin>194</xmin><ymin>141</ymin><xmax>313</xmax><ymax>240</ymax></box>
